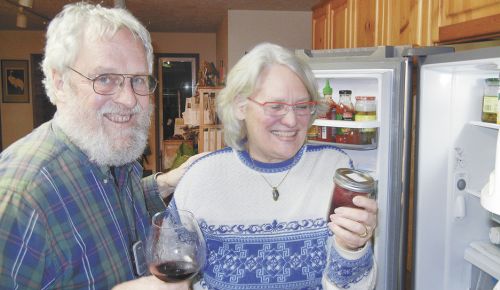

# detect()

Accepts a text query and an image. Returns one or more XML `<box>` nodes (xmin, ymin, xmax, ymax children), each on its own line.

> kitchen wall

<box><xmin>0</xmin><ymin>31</ymin><xmax>44</xmax><ymax>149</ymax></box>
<box><xmin>227</xmin><ymin>10</ymin><xmax>313</xmax><ymax>70</ymax></box>
<box><xmin>0</xmin><ymin>30</ymin><xmax>216</xmax><ymax>149</ymax></box>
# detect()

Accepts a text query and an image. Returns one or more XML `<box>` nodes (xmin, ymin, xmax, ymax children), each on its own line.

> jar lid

<box><xmin>355</xmin><ymin>96</ymin><xmax>376</xmax><ymax>100</ymax></box>
<box><xmin>333</xmin><ymin>168</ymin><xmax>375</xmax><ymax>193</ymax></box>
<box><xmin>339</xmin><ymin>90</ymin><xmax>352</xmax><ymax>95</ymax></box>
<box><xmin>485</xmin><ymin>78</ymin><xmax>499</xmax><ymax>84</ymax></box>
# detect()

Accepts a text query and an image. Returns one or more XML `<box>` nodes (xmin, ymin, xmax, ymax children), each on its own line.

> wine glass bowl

<box><xmin>147</xmin><ymin>209</ymin><xmax>206</xmax><ymax>283</ymax></box>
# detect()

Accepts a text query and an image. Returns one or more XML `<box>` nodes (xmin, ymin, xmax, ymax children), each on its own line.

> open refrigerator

<box><xmin>296</xmin><ymin>45</ymin><xmax>500</xmax><ymax>290</ymax></box>
<box><xmin>413</xmin><ymin>47</ymin><xmax>500</xmax><ymax>290</ymax></box>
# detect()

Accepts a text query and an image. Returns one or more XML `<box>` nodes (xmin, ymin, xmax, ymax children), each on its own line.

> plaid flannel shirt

<box><xmin>0</xmin><ymin>121</ymin><xmax>165</xmax><ymax>289</ymax></box>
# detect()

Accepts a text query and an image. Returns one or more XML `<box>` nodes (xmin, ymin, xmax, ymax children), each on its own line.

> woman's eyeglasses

<box><xmin>68</xmin><ymin>67</ymin><xmax>158</xmax><ymax>96</ymax></box>
<box><xmin>248</xmin><ymin>98</ymin><xmax>317</xmax><ymax>117</ymax></box>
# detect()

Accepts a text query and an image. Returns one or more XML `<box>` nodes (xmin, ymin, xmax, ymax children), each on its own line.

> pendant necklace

<box><xmin>249</xmin><ymin>153</ymin><xmax>293</xmax><ymax>201</ymax></box>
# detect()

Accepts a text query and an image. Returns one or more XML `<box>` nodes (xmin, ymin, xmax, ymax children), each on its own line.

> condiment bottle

<box><xmin>317</xmin><ymin>80</ymin><xmax>335</xmax><ymax>142</ymax></box>
<box><xmin>323</xmin><ymin>80</ymin><xmax>335</xmax><ymax>120</ymax></box>
<box><xmin>335</xmin><ymin>90</ymin><xmax>357</xmax><ymax>144</ymax></box>
<box><xmin>482</xmin><ymin>78</ymin><xmax>499</xmax><ymax>123</ymax></box>
<box><xmin>354</xmin><ymin>96</ymin><xmax>377</xmax><ymax>145</ymax></box>
<box><xmin>328</xmin><ymin>168</ymin><xmax>375</xmax><ymax>218</ymax></box>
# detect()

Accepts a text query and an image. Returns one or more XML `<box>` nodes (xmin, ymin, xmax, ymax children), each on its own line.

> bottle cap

<box><xmin>323</xmin><ymin>80</ymin><xmax>333</xmax><ymax>95</ymax></box>
<box><xmin>339</xmin><ymin>90</ymin><xmax>352</xmax><ymax>95</ymax></box>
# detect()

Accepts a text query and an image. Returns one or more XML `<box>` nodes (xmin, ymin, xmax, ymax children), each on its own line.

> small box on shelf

<box><xmin>197</xmin><ymin>87</ymin><xmax>225</xmax><ymax>152</ymax></box>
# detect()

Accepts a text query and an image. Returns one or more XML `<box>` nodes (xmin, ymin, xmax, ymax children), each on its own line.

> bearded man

<box><xmin>0</xmin><ymin>3</ymin><xmax>197</xmax><ymax>290</ymax></box>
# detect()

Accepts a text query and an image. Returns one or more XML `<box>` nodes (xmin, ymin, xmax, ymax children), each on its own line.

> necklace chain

<box><xmin>248</xmin><ymin>153</ymin><xmax>293</xmax><ymax>201</ymax></box>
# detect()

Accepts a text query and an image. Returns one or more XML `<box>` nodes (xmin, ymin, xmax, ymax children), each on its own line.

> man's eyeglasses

<box><xmin>248</xmin><ymin>98</ymin><xmax>317</xmax><ymax>117</ymax></box>
<box><xmin>68</xmin><ymin>67</ymin><xmax>158</xmax><ymax>96</ymax></box>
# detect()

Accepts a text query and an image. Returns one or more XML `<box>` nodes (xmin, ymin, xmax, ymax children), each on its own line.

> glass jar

<box><xmin>482</xmin><ymin>78</ymin><xmax>499</xmax><ymax>123</ymax></box>
<box><xmin>328</xmin><ymin>168</ymin><xmax>374</xmax><ymax>218</ymax></box>
<box><xmin>335</xmin><ymin>90</ymin><xmax>358</xmax><ymax>144</ymax></box>
<box><xmin>354</xmin><ymin>96</ymin><xmax>377</xmax><ymax>145</ymax></box>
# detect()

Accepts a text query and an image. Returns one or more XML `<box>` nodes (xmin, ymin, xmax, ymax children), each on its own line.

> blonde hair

<box><xmin>216</xmin><ymin>42</ymin><xmax>325</xmax><ymax>150</ymax></box>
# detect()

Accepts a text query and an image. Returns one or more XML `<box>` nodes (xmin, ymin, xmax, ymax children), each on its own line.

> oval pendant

<box><xmin>272</xmin><ymin>187</ymin><xmax>279</xmax><ymax>201</ymax></box>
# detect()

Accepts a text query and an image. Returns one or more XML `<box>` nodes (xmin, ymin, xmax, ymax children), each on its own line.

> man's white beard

<box><xmin>54</xmin><ymin>98</ymin><xmax>153</xmax><ymax>167</ymax></box>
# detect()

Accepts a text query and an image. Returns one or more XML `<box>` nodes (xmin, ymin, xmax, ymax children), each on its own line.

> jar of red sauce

<box><xmin>328</xmin><ymin>168</ymin><xmax>375</xmax><ymax>218</ymax></box>
<box><xmin>335</xmin><ymin>90</ymin><xmax>359</xmax><ymax>144</ymax></box>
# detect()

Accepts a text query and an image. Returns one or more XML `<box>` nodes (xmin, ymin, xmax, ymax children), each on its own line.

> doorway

<box><xmin>154</xmin><ymin>53</ymin><xmax>198</xmax><ymax>172</ymax></box>
<box><xmin>31</xmin><ymin>54</ymin><xmax>56</xmax><ymax>129</ymax></box>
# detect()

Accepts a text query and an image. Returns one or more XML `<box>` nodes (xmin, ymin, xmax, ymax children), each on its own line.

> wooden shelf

<box><xmin>197</xmin><ymin>87</ymin><xmax>224</xmax><ymax>152</ymax></box>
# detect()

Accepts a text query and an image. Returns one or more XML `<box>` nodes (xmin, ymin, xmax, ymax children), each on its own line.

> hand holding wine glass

<box><xmin>146</xmin><ymin>209</ymin><xmax>206</xmax><ymax>284</ymax></box>
<box><xmin>111</xmin><ymin>275</ymin><xmax>190</xmax><ymax>290</ymax></box>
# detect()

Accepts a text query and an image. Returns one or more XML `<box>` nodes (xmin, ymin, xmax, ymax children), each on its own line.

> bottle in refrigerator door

<box><xmin>482</xmin><ymin>78</ymin><xmax>499</xmax><ymax>123</ymax></box>
<box><xmin>336</xmin><ymin>90</ymin><xmax>359</xmax><ymax>144</ymax></box>
<box><xmin>355</xmin><ymin>96</ymin><xmax>377</xmax><ymax>145</ymax></box>
<box><xmin>315</xmin><ymin>80</ymin><xmax>335</xmax><ymax>142</ymax></box>
<box><xmin>323</xmin><ymin>79</ymin><xmax>336</xmax><ymax>120</ymax></box>
<box><xmin>324</xmin><ymin>80</ymin><xmax>337</xmax><ymax>141</ymax></box>
<box><xmin>307</xmin><ymin>125</ymin><xmax>319</xmax><ymax>140</ymax></box>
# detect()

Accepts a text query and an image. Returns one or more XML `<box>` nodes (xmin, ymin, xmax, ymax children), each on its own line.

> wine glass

<box><xmin>146</xmin><ymin>208</ymin><xmax>206</xmax><ymax>283</ymax></box>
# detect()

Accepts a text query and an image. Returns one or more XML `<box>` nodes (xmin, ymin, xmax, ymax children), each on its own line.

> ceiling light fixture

<box><xmin>18</xmin><ymin>0</ymin><xmax>33</xmax><ymax>8</ymax></box>
<box><xmin>16</xmin><ymin>7</ymin><xmax>27</xmax><ymax>28</ymax></box>
<box><xmin>114</xmin><ymin>0</ymin><xmax>126</xmax><ymax>8</ymax></box>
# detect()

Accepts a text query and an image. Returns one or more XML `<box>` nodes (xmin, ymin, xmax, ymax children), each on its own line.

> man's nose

<box><xmin>113</xmin><ymin>77</ymin><xmax>138</xmax><ymax>108</ymax></box>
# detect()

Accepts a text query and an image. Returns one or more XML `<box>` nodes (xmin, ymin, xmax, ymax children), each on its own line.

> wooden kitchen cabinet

<box><xmin>312</xmin><ymin>0</ymin><xmax>500</xmax><ymax>48</ymax></box>
<box><xmin>376</xmin><ymin>0</ymin><xmax>437</xmax><ymax>47</ymax></box>
<box><xmin>439</xmin><ymin>0</ymin><xmax>500</xmax><ymax>43</ymax></box>
<box><xmin>312</xmin><ymin>0</ymin><xmax>376</xmax><ymax>49</ymax></box>
<box><xmin>351</xmin><ymin>0</ymin><xmax>376</xmax><ymax>47</ymax></box>
<box><xmin>313</xmin><ymin>2</ymin><xmax>329</xmax><ymax>49</ymax></box>
<box><xmin>329</xmin><ymin>0</ymin><xmax>350</xmax><ymax>48</ymax></box>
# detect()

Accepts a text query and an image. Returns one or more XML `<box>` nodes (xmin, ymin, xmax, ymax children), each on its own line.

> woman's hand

<box><xmin>328</xmin><ymin>195</ymin><xmax>378</xmax><ymax>251</ymax></box>
<box><xmin>112</xmin><ymin>275</ymin><xmax>190</xmax><ymax>290</ymax></box>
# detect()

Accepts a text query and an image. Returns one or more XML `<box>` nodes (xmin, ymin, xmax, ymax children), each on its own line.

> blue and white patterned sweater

<box><xmin>172</xmin><ymin>144</ymin><xmax>376</xmax><ymax>289</ymax></box>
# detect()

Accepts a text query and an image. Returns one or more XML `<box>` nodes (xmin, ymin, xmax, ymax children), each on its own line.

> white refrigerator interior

<box><xmin>413</xmin><ymin>47</ymin><xmax>500</xmax><ymax>290</ymax></box>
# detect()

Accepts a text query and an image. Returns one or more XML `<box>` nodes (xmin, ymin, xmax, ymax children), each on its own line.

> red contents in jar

<box><xmin>335</xmin><ymin>130</ymin><xmax>359</xmax><ymax>144</ymax></box>
<box><xmin>329</xmin><ymin>185</ymin><xmax>370</xmax><ymax>217</ymax></box>
<box><xmin>328</xmin><ymin>168</ymin><xmax>374</xmax><ymax>218</ymax></box>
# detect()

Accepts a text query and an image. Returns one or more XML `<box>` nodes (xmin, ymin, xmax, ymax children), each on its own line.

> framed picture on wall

<box><xmin>1</xmin><ymin>59</ymin><xmax>30</xmax><ymax>103</ymax></box>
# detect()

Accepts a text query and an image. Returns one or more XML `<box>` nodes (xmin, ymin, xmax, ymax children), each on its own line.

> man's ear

<box><xmin>52</xmin><ymin>69</ymin><xmax>66</xmax><ymax>99</ymax></box>
<box><xmin>52</xmin><ymin>69</ymin><xmax>64</xmax><ymax>91</ymax></box>
<box><xmin>233</xmin><ymin>95</ymin><xmax>247</xmax><ymax>121</ymax></box>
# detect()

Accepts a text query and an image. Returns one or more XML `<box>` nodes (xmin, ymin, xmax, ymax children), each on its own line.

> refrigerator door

<box><xmin>297</xmin><ymin>46</ymin><xmax>412</xmax><ymax>290</ymax></box>
<box><xmin>413</xmin><ymin>46</ymin><xmax>500</xmax><ymax>290</ymax></box>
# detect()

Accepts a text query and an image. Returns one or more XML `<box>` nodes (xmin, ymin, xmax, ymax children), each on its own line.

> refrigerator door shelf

<box><xmin>470</xmin><ymin>121</ymin><xmax>500</xmax><ymax>130</ymax></box>
<box><xmin>311</xmin><ymin>119</ymin><xmax>380</xmax><ymax>150</ymax></box>
<box><xmin>307</xmin><ymin>139</ymin><xmax>377</xmax><ymax>150</ymax></box>
<box><xmin>464</xmin><ymin>241</ymin><xmax>500</xmax><ymax>281</ymax></box>
<box><xmin>493</xmin><ymin>213</ymin><xmax>500</xmax><ymax>225</ymax></box>
<box><xmin>314</xmin><ymin>119</ymin><xmax>380</xmax><ymax>129</ymax></box>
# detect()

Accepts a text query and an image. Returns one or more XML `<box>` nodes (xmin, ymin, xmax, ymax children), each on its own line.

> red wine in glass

<box><xmin>146</xmin><ymin>209</ymin><xmax>206</xmax><ymax>284</ymax></box>
<box><xmin>149</xmin><ymin>261</ymin><xmax>199</xmax><ymax>282</ymax></box>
